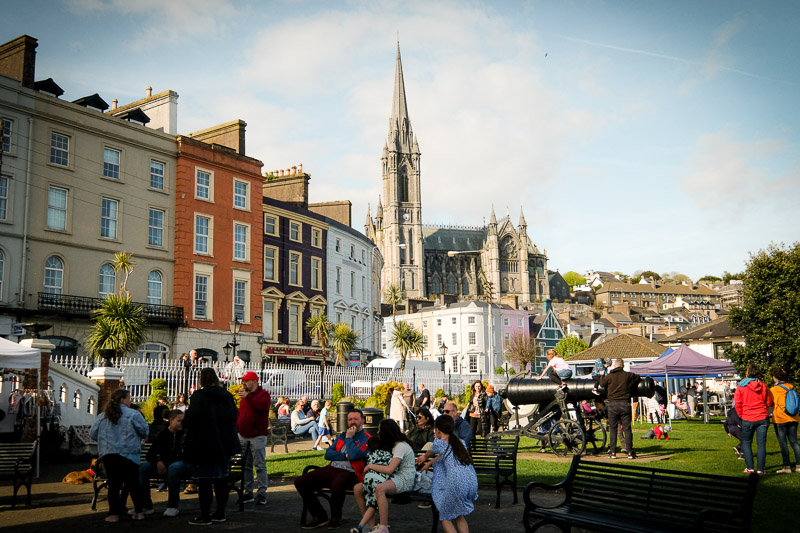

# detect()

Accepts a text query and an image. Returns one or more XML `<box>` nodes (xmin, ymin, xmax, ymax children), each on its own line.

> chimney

<box><xmin>0</xmin><ymin>35</ymin><xmax>38</xmax><ymax>89</ymax></box>
<box><xmin>298</xmin><ymin>163</ymin><xmax>303</xmax><ymax>172</ymax></box>
<box><xmin>146</xmin><ymin>86</ymin><xmax>152</xmax><ymax>97</ymax></box>
<box><xmin>112</xmin><ymin>99</ymin><xmax>118</xmax><ymax>110</ymax></box>
<box><xmin>291</xmin><ymin>165</ymin><xmax>297</xmax><ymax>174</ymax></box>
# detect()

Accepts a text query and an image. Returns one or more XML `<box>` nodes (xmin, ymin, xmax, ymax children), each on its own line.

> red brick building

<box><xmin>174</xmin><ymin>135</ymin><xmax>264</xmax><ymax>363</ymax></box>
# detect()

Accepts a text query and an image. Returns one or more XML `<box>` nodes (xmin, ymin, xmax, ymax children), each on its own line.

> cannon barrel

<box><xmin>501</xmin><ymin>375</ymin><xmax>655</xmax><ymax>405</ymax></box>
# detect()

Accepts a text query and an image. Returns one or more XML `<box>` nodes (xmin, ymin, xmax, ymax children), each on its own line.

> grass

<box><xmin>265</xmin><ymin>419</ymin><xmax>798</xmax><ymax>529</ymax></box>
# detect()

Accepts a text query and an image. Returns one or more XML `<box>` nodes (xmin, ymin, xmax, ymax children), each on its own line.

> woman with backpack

<box><xmin>770</xmin><ymin>367</ymin><xmax>800</xmax><ymax>474</ymax></box>
<box><xmin>734</xmin><ymin>364</ymin><xmax>774</xmax><ymax>475</ymax></box>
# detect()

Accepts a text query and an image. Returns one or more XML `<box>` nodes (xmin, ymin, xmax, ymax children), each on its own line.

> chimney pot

<box><xmin>291</xmin><ymin>165</ymin><xmax>297</xmax><ymax>174</ymax></box>
<box><xmin>286</xmin><ymin>168</ymin><xmax>291</xmax><ymax>175</ymax></box>
<box><xmin>146</xmin><ymin>86</ymin><xmax>152</xmax><ymax>97</ymax></box>
<box><xmin>112</xmin><ymin>99</ymin><xmax>118</xmax><ymax>110</ymax></box>
<box><xmin>298</xmin><ymin>163</ymin><xmax>303</xmax><ymax>172</ymax></box>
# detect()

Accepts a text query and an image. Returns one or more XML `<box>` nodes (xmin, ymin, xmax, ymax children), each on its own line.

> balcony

<box><xmin>38</xmin><ymin>292</ymin><xmax>185</xmax><ymax>325</ymax></box>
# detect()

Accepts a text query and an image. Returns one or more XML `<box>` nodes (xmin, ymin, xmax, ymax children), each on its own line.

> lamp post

<box><xmin>438</xmin><ymin>343</ymin><xmax>448</xmax><ymax>372</ymax></box>
<box><xmin>228</xmin><ymin>317</ymin><xmax>241</xmax><ymax>363</ymax></box>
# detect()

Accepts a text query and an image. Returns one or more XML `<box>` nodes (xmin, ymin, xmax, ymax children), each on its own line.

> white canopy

<box><xmin>0</xmin><ymin>337</ymin><xmax>41</xmax><ymax>370</ymax></box>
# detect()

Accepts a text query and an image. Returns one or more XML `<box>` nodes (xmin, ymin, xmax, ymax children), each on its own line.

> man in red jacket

<box><xmin>237</xmin><ymin>371</ymin><xmax>271</xmax><ymax>505</ymax></box>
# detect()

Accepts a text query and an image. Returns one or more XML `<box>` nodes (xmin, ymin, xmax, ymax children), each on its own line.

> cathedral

<box><xmin>364</xmin><ymin>45</ymin><xmax>550</xmax><ymax>308</ymax></box>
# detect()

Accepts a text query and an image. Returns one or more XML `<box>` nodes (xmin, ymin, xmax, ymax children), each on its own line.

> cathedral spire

<box><xmin>388</xmin><ymin>42</ymin><xmax>413</xmax><ymax>151</ymax></box>
<box><xmin>519</xmin><ymin>207</ymin><xmax>527</xmax><ymax>231</ymax></box>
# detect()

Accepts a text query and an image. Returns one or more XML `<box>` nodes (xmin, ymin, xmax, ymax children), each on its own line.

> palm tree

<box><xmin>384</xmin><ymin>284</ymin><xmax>405</xmax><ymax>327</ymax></box>
<box><xmin>390</xmin><ymin>320</ymin><xmax>424</xmax><ymax>372</ymax></box>
<box><xmin>112</xmin><ymin>251</ymin><xmax>135</xmax><ymax>297</ymax></box>
<box><xmin>330</xmin><ymin>322</ymin><xmax>360</xmax><ymax>367</ymax></box>
<box><xmin>306</xmin><ymin>313</ymin><xmax>332</xmax><ymax>365</ymax></box>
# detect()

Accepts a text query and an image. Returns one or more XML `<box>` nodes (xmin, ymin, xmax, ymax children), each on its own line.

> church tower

<box><xmin>377</xmin><ymin>43</ymin><xmax>424</xmax><ymax>298</ymax></box>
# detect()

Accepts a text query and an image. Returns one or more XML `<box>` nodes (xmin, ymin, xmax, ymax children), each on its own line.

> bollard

<box><xmin>335</xmin><ymin>400</ymin><xmax>354</xmax><ymax>434</ymax></box>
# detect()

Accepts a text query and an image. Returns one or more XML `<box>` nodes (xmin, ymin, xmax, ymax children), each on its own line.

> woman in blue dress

<box><xmin>416</xmin><ymin>415</ymin><xmax>478</xmax><ymax>533</ymax></box>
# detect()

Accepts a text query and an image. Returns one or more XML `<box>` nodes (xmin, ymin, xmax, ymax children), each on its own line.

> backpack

<box><xmin>778</xmin><ymin>384</ymin><xmax>800</xmax><ymax>417</ymax></box>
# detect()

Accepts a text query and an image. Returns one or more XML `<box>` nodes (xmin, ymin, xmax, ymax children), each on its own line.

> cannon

<box><xmin>496</xmin><ymin>374</ymin><xmax>655</xmax><ymax>457</ymax></box>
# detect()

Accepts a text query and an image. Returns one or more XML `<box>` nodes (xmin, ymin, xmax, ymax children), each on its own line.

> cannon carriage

<box><xmin>497</xmin><ymin>373</ymin><xmax>655</xmax><ymax>457</ymax></box>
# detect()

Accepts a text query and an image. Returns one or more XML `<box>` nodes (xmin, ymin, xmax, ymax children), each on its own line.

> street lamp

<box><xmin>438</xmin><ymin>343</ymin><xmax>448</xmax><ymax>371</ymax></box>
<box><xmin>228</xmin><ymin>317</ymin><xmax>242</xmax><ymax>362</ymax></box>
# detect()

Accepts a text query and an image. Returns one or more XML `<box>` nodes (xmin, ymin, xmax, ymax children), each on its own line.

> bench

<box><xmin>300</xmin><ymin>460</ymin><xmax>439</xmax><ymax>533</ymax></box>
<box><xmin>523</xmin><ymin>454</ymin><xmax>759</xmax><ymax>533</ymax></box>
<box><xmin>92</xmin><ymin>442</ymin><xmax>248</xmax><ymax>513</ymax></box>
<box><xmin>0</xmin><ymin>440</ymin><xmax>38</xmax><ymax>509</ymax></box>
<box><xmin>469</xmin><ymin>435</ymin><xmax>519</xmax><ymax>508</ymax></box>
<box><xmin>268</xmin><ymin>418</ymin><xmax>314</xmax><ymax>453</ymax></box>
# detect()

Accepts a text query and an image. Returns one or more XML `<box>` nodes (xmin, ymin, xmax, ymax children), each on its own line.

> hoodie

<box><xmin>734</xmin><ymin>379</ymin><xmax>773</xmax><ymax>422</ymax></box>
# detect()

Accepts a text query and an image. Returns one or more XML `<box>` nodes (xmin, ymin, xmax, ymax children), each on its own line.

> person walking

<box><xmin>769</xmin><ymin>367</ymin><xmax>799</xmax><ymax>474</ymax></box>
<box><xmin>138</xmin><ymin>409</ymin><xmax>190</xmax><ymax>517</ymax></box>
<box><xmin>416</xmin><ymin>414</ymin><xmax>478</xmax><ymax>533</ymax></box>
<box><xmin>390</xmin><ymin>387</ymin><xmax>407</xmax><ymax>431</ymax></box>
<box><xmin>734</xmin><ymin>364</ymin><xmax>774</xmax><ymax>475</ymax></box>
<box><xmin>384</xmin><ymin>387</ymin><xmax>394</xmax><ymax>418</ymax></box>
<box><xmin>598</xmin><ymin>359</ymin><xmax>641</xmax><ymax>459</ymax></box>
<box><xmin>291</xmin><ymin>399</ymin><xmax>320</xmax><ymax>448</ymax></box>
<box><xmin>89</xmin><ymin>388</ymin><xmax>149</xmax><ymax>522</ymax></box>
<box><xmin>237</xmin><ymin>371</ymin><xmax>271</xmax><ymax>505</ymax></box>
<box><xmin>314</xmin><ymin>399</ymin><xmax>333</xmax><ymax>449</ymax></box>
<box><xmin>485</xmin><ymin>385</ymin><xmax>503</xmax><ymax>433</ymax></box>
<box><xmin>182</xmin><ymin>368</ymin><xmax>239</xmax><ymax>525</ymax></box>
<box><xmin>466</xmin><ymin>380</ymin><xmax>488</xmax><ymax>438</ymax></box>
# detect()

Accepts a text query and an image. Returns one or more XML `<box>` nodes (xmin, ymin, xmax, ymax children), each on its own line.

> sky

<box><xmin>5</xmin><ymin>0</ymin><xmax>799</xmax><ymax>280</ymax></box>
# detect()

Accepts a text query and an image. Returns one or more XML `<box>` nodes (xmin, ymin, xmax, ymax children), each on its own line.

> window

<box><xmin>264</xmin><ymin>215</ymin><xmax>277</xmax><ymax>236</ymax></box>
<box><xmin>289</xmin><ymin>221</ymin><xmax>301</xmax><ymax>242</ymax></box>
<box><xmin>194</xmin><ymin>274</ymin><xmax>209</xmax><ymax>319</ymax></box>
<box><xmin>263</xmin><ymin>301</ymin><xmax>276</xmax><ymax>341</ymax></box>
<box><xmin>0</xmin><ymin>249</ymin><xmax>4</xmax><ymax>298</ymax></box>
<box><xmin>436</xmin><ymin>319</ymin><xmax>442</xmax><ymax>326</ymax></box>
<box><xmin>196</xmin><ymin>169</ymin><xmax>211</xmax><ymax>200</ymax></box>
<box><xmin>451</xmin><ymin>317</ymin><xmax>457</xmax><ymax>324</ymax></box>
<box><xmin>350</xmin><ymin>316</ymin><xmax>356</xmax><ymax>329</ymax></box>
<box><xmin>504</xmin><ymin>332</ymin><xmax>510</xmax><ymax>345</ymax></box>
<box><xmin>263</xmin><ymin>246</ymin><xmax>277</xmax><ymax>281</ymax></box>
<box><xmin>337</xmin><ymin>312</ymin><xmax>342</xmax><ymax>323</ymax></box>
<box><xmin>518</xmin><ymin>319</ymin><xmax>523</xmax><ymax>327</ymax></box>
<box><xmin>423</xmin><ymin>320</ymin><xmax>428</xmax><ymax>328</ymax></box>
<box><xmin>468</xmin><ymin>316</ymin><xmax>476</xmax><ymax>325</ymax></box>
<box><xmin>98</xmin><ymin>264</ymin><xmax>115</xmax><ymax>298</ymax></box>
<box><xmin>148</xmin><ymin>208</ymin><xmax>164</xmax><ymax>247</ymax></box>
<box><xmin>103</xmin><ymin>148</ymin><xmax>120</xmax><ymax>179</ymax></box>
<box><xmin>73</xmin><ymin>390</ymin><xmax>81</xmax><ymax>409</ymax></box>
<box><xmin>423</xmin><ymin>334</ymin><xmax>429</xmax><ymax>347</ymax></box>
<box><xmin>100</xmin><ymin>198</ymin><xmax>118</xmax><ymax>239</ymax></box>
<box><xmin>50</xmin><ymin>132</ymin><xmax>69</xmax><ymax>166</ymax></box>
<box><xmin>312</xmin><ymin>228</ymin><xmax>322</xmax><ymax>248</ymax></box>
<box><xmin>469</xmin><ymin>331</ymin><xmax>476</xmax><ymax>345</ymax></box>
<box><xmin>503</xmin><ymin>318</ymin><xmax>509</xmax><ymax>326</ymax></box>
<box><xmin>233</xmin><ymin>280</ymin><xmax>246</xmax><ymax>321</ymax></box>
<box><xmin>0</xmin><ymin>175</ymin><xmax>8</xmax><ymax>220</ymax></box>
<box><xmin>289</xmin><ymin>304</ymin><xmax>301</xmax><ymax>343</ymax></box>
<box><xmin>44</xmin><ymin>256</ymin><xmax>63</xmax><ymax>294</ymax></box>
<box><xmin>289</xmin><ymin>252</ymin><xmax>301</xmax><ymax>285</ymax></box>
<box><xmin>336</xmin><ymin>267</ymin><xmax>341</xmax><ymax>294</ymax></box>
<box><xmin>195</xmin><ymin>215</ymin><xmax>210</xmax><ymax>254</ymax></box>
<box><xmin>362</xmin><ymin>276</ymin><xmax>366</xmax><ymax>301</ymax></box>
<box><xmin>150</xmin><ymin>160</ymin><xmax>165</xmax><ymax>190</ymax></box>
<box><xmin>451</xmin><ymin>355</ymin><xmax>458</xmax><ymax>371</ymax></box>
<box><xmin>87</xmin><ymin>396</ymin><xmax>95</xmax><ymax>415</ymax></box>
<box><xmin>233</xmin><ymin>180</ymin><xmax>248</xmax><ymax>209</ymax></box>
<box><xmin>469</xmin><ymin>354</ymin><xmax>478</xmax><ymax>373</ymax></box>
<box><xmin>350</xmin><ymin>244</ymin><xmax>355</xmax><ymax>259</ymax></box>
<box><xmin>47</xmin><ymin>186</ymin><xmax>68</xmax><ymax>230</ymax></box>
<box><xmin>1</xmin><ymin>118</ymin><xmax>12</xmax><ymax>154</ymax></box>
<box><xmin>361</xmin><ymin>249</ymin><xmax>366</xmax><ymax>263</ymax></box>
<box><xmin>234</xmin><ymin>223</ymin><xmax>247</xmax><ymax>261</ymax></box>
<box><xmin>452</xmin><ymin>333</ymin><xmax>457</xmax><ymax>346</ymax></box>
<box><xmin>59</xmin><ymin>384</ymin><xmax>67</xmax><ymax>403</ymax></box>
<box><xmin>147</xmin><ymin>271</ymin><xmax>162</xmax><ymax>305</ymax></box>
<box><xmin>335</xmin><ymin>238</ymin><xmax>341</xmax><ymax>253</ymax></box>
<box><xmin>436</xmin><ymin>334</ymin><xmax>442</xmax><ymax>346</ymax></box>
<box><xmin>311</xmin><ymin>257</ymin><xmax>322</xmax><ymax>290</ymax></box>
<box><xmin>350</xmin><ymin>271</ymin><xmax>355</xmax><ymax>298</ymax></box>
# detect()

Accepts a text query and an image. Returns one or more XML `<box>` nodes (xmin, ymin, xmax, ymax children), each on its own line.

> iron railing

<box><xmin>38</xmin><ymin>292</ymin><xmax>184</xmax><ymax>325</ymax></box>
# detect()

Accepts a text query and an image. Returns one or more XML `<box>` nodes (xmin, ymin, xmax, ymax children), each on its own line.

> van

<box><xmin>257</xmin><ymin>369</ymin><xmax>317</xmax><ymax>398</ymax></box>
<box><xmin>366</xmin><ymin>358</ymin><xmax>442</xmax><ymax>372</ymax></box>
<box><xmin>349</xmin><ymin>358</ymin><xmax>444</xmax><ymax>398</ymax></box>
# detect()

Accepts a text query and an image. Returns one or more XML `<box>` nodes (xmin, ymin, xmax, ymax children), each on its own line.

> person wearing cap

<box><xmin>237</xmin><ymin>371</ymin><xmax>271</xmax><ymax>505</ymax></box>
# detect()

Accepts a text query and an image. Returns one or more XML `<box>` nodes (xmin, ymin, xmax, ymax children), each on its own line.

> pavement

<box><xmin>0</xmin><ymin>438</ymin><xmax>532</xmax><ymax>532</ymax></box>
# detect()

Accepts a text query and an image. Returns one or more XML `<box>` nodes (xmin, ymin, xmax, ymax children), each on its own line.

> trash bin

<box><xmin>335</xmin><ymin>401</ymin><xmax>354</xmax><ymax>434</ymax></box>
<box><xmin>362</xmin><ymin>407</ymin><xmax>384</xmax><ymax>435</ymax></box>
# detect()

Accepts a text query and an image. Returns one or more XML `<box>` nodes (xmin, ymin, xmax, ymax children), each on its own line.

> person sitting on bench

<box><xmin>291</xmin><ymin>399</ymin><xmax>320</xmax><ymax>449</ymax></box>
<box><xmin>138</xmin><ymin>409</ymin><xmax>190</xmax><ymax>517</ymax></box>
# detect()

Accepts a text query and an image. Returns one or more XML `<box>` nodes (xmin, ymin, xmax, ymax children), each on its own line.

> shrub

<box><xmin>364</xmin><ymin>396</ymin><xmax>380</xmax><ymax>408</ymax></box>
<box><xmin>373</xmin><ymin>381</ymin><xmax>404</xmax><ymax>409</ymax></box>
<box><xmin>150</xmin><ymin>378</ymin><xmax>167</xmax><ymax>391</ymax></box>
<box><xmin>435</xmin><ymin>388</ymin><xmax>445</xmax><ymax>398</ymax></box>
<box><xmin>228</xmin><ymin>383</ymin><xmax>243</xmax><ymax>408</ymax></box>
<box><xmin>331</xmin><ymin>383</ymin><xmax>345</xmax><ymax>406</ymax></box>
<box><xmin>140</xmin><ymin>397</ymin><xmax>156</xmax><ymax>424</ymax></box>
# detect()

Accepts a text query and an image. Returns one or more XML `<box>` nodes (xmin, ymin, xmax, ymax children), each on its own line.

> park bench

<box><xmin>0</xmin><ymin>440</ymin><xmax>38</xmax><ymax>509</ymax></box>
<box><xmin>523</xmin><ymin>454</ymin><xmax>759</xmax><ymax>533</ymax></box>
<box><xmin>92</xmin><ymin>442</ymin><xmax>248</xmax><ymax>512</ymax></box>
<box><xmin>268</xmin><ymin>418</ymin><xmax>314</xmax><ymax>453</ymax></box>
<box><xmin>469</xmin><ymin>434</ymin><xmax>519</xmax><ymax>508</ymax></box>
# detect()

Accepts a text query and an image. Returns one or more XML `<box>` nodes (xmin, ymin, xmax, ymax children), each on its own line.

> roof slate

<box><xmin>568</xmin><ymin>334</ymin><xmax>666</xmax><ymax>361</ymax></box>
<box><xmin>661</xmin><ymin>317</ymin><xmax>743</xmax><ymax>342</ymax></box>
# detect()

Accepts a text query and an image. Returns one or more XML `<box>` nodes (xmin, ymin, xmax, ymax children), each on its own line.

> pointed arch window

<box><xmin>430</xmin><ymin>275</ymin><xmax>441</xmax><ymax>294</ymax></box>
<box><xmin>462</xmin><ymin>277</ymin><xmax>470</xmax><ymax>295</ymax></box>
<box><xmin>446</xmin><ymin>275</ymin><xmax>456</xmax><ymax>294</ymax></box>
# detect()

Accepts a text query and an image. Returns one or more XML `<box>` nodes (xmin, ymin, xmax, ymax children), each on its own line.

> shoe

<box><xmin>241</xmin><ymin>492</ymin><xmax>255</xmax><ymax>504</ymax></box>
<box><xmin>256</xmin><ymin>493</ymin><xmax>267</xmax><ymax>505</ymax></box>
<box><xmin>184</xmin><ymin>484</ymin><xmax>198</xmax><ymax>494</ymax></box>
<box><xmin>556</xmin><ymin>384</ymin><xmax>567</xmax><ymax>392</ymax></box>
<box><xmin>591</xmin><ymin>389</ymin><xmax>601</xmax><ymax>396</ymax></box>
<box><xmin>210</xmin><ymin>514</ymin><xmax>227</xmax><ymax>523</ymax></box>
<box><xmin>328</xmin><ymin>518</ymin><xmax>341</xmax><ymax>529</ymax></box>
<box><xmin>757</xmin><ymin>471</ymin><xmax>765</xmax><ymax>475</ymax></box>
<box><xmin>417</xmin><ymin>501</ymin><xmax>432</xmax><ymax>509</ymax></box>
<box><xmin>129</xmin><ymin>508</ymin><xmax>154</xmax><ymax>515</ymax></box>
<box><xmin>157</xmin><ymin>482</ymin><xmax>167</xmax><ymax>492</ymax></box>
<box><xmin>188</xmin><ymin>516</ymin><xmax>212</xmax><ymax>525</ymax></box>
<box><xmin>743</xmin><ymin>469</ymin><xmax>754</xmax><ymax>474</ymax></box>
<box><xmin>372</xmin><ymin>526</ymin><xmax>390</xmax><ymax>533</ymax></box>
<box><xmin>302</xmin><ymin>517</ymin><xmax>330</xmax><ymax>530</ymax></box>
<box><xmin>608</xmin><ymin>453</ymin><xmax>616</xmax><ymax>459</ymax></box>
<box><xmin>314</xmin><ymin>446</ymin><xmax>324</xmax><ymax>451</ymax></box>
<box><xmin>104</xmin><ymin>515</ymin><xmax>120</xmax><ymax>523</ymax></box>
<box><xmin>627</xmin><ymin>452</ymin><xmax>636</xmax><ymax>460</ymax></box>
<box><xmin>538</xmin><ymin>447</ymin><xmax>547</xmax><ymax>453</ymax></box>
<box><xmin>796</xmin><ymin>466</ymin><xmax>800</xmax><ymax>473</ymax></box>
<box><xmin>164</xmin><ymin>508</ymin><xmax>179</xmax><ymax>517</ymax></box>
<box><xmin>776</xmin><ymin>467</ymin><xmax>792</xmax><ymax>474</ymax></box>
<box><xmin>349</xmin><ymin>527</ymin><xmax>364</xmax><ymax>533</ymax></box>
<box><xmin>132</xmin><ymin>513</ymin><xmax>146</xmax><ymax>521</ymax></box>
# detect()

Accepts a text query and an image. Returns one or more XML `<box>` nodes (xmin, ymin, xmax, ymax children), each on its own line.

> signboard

<box><xmin>348</xmin><ymin>350</ymin><xmax>362</xmax><ymax>367</ymax></box>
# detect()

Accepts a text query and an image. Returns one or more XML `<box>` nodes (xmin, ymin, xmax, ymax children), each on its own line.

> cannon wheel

<box><xmin>548</xmin><ymin>419</ymin><xmax>586</xmax><ymax>457</ymax></box>
<box><xmin>582</xmin><ymin>417</ymin><xmax>607</xmax><ymax>454</ymax></box>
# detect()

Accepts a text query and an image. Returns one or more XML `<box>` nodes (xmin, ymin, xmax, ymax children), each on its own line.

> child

<box><xmin>314</xmin><ymin>400</ymin><xmax>332</xmax><ymax>449</ymax></box>
<box><xmin>416</xmin><ymin>415</ymin><xmax>478</xmax><ymax>533</ymax></box>
<box><xmin>351</xmin><ymin>437</ymin><xmax>394</xmax><ymax>533</ymax></box>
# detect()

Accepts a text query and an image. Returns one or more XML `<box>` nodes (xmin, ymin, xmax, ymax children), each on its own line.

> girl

<box><xmin>174</xmin><ymin>392</ymin><xmax>188</xmax><ymax>412</ymax></box>
<box><xmin>417</xmin><ymin>415</ymin><xmax>478</xmax><ymax>533</ymax></box>
<box><xmin>350</xmin><ymin>437</ymin><xmax>394</xmax><ymax>533</ymax></box>
<box><xmin>466</xmin><ymin>381</ymin><xmax>488</xmax><ymax>438</ymax></box>
<box><xmin>734</xmin><ymin>363</ymin><xmax>774</xmax><ymax>475</ymax></box>
<box><xmin>314</xmin><ymin>400</ymin><xmax>333</xmax><ymax>449</ymax></box>
<box><xmin>277</xmin><ymin>396</ymin><xmax>291</xmax><ymax>421</ymax></box>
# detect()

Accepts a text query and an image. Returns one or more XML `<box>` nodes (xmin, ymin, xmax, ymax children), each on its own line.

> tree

<box><xmin>613</xmin><ymin>271</ymin><xmax>630</xmax><ymax>282</ymax></box>
<box><xmin>86</xmin><ymin>252</ymin><xmax>148</xmax><ymax>360</ymax></box>
<box><xmin>673</xmin><ymin>273</ymin><xmax>691</xmax><ymax>283</ymax></box>
<box><xmin>723</xmin><ymin>270</ymin><xmax>745</xmax><ymax>284</ymax></box>
<box><xmin>306</xmin><ymin>313</ymin><xmax>332</xmax><ymax>365</ymax></box>
<box><xmin>555</xmin><ymin>335</ymin><xmax>589</xmax><ymax>359</ymax></box>
<box><xmin>562</xmin><ymin>271</ymin><xmax>587</xmax><ymax>288</ymax></box>
<box><xmin>384</xmin><ymin>284</ymin><xmax>405</xmax><ymax>327</ymax></box>
<box><xmin>389</xmin><ymin>320</ymin><xmax>424</xmax><ymax>372</ymax></box>
<box><xmin>699</xmin><ymin>275</ymin><xmax>722</xmax><ymax>282</ymax></box>
<box><xmin>728</xmin><ymin>242</ymin><xmax>800</xmax><ymax>382</ymax></box>
<box><xmin>330</xmin><ymin>322</ymin><xmax>360</xmax><ymax>367</ymax></box>
<box><xmin>640</xmin><ymin>270</ymin><xmax>661</xmax><ymax>281</ymax></box>
<box><xmin>505</xmin><ymin>332</ymin><xmax>537</xmax><ymax>371</ymax></box>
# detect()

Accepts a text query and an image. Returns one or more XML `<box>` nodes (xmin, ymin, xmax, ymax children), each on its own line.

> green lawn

<box><xmin>266</xmin><ymin>420</ymin><xmax>798</xmax><ymax>529</ymax></box>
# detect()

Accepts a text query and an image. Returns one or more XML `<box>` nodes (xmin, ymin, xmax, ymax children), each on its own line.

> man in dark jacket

<box><xmin>724</xmin><ymin>408</ymin><xmax>744</xmax><ymax>459</ymax></box>
<box><xmin>599</xmin><ymin>358</ymin><xmax>641</xmax><ymax>459</ymax></box>
<box><xmin>237</xmin><ymin>371</ymin><xmax>271</xmax><ymax>506</ymax></box>
<box><xmin>139</xmin><ymin>409</ymin><xmax>190</xmax><ymax>517</ymax></box>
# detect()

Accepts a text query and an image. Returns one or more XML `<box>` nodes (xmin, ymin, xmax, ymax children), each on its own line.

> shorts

<box><xmin>319</xmin><ymin>427</ymin><xmax>330</xmax><ymax>436</ymax></box>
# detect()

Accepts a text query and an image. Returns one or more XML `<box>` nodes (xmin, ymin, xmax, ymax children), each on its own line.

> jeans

<box><xmin>239</xmin><ymin>434</ymin><xmax>268</xmax><ymax>495</ymax></box>
<box><xmin>607</xmin><ymin>401</ymin><xmax>633</xmax><ymax>454</ymax></box>
<box><xmin>294</xmin><ymin>422</ymin><xmax>319</xmax><ymax>442</ymax></box>
<box><xmin>741</xmin><ymin>417</ymin><xmax>770</xmax><ymax>472</ymax></box>
<box><xmin>139</xmin><ymin>460</ymin><xmax>191</xmax><ymax>509</ymax></box>
<box><xmin>774</xmin><ymin>422</ymin><xmax>800</xmax><ymax>467</ymax></box>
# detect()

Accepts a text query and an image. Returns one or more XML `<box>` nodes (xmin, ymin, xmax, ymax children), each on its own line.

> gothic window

<box><xmin>399</xmin><ymin>166</ymin><xmax>409</xmax><ymax>202</ymax></box>
<box><xmin>446</xmin><ymin>275</ymin><xmax>456</xmax><ymax>294</ymax></box>
<box><xmin>430</xmin><ymin>275</ymin><xmax>441</xmax><ymax>294</ymax></box>
<box><xmin>461</xmin><ymin>277</ymin><xmax>470</xmax><ymax>294</ymax></box>
<box><xmin>401</xmin><ymin>272</ymin><xmax>406</xmax><ymax>290</ymax></box>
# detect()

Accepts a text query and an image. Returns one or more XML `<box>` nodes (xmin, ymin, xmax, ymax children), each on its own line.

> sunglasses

<box><xmin>442</xmin><ymin>409</ymin><xmax>453</xmax><ymax>413</ymax></box>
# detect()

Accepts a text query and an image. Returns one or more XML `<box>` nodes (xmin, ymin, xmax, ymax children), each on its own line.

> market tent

<box><xmin>0</xmin><ymin>336</ymin><xmax>40</xmax><ymax>370</ymax></box>
<box><xmin>630</xmin><ymin>344</ymin><xmax>735</xmax><ymax>376</ymax></box>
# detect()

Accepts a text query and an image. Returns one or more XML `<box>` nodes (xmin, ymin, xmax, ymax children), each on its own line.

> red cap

<box><xmin>241</xmin><ymin>371</ymin><xmax>259</xmax><ymax>382</ymax></box>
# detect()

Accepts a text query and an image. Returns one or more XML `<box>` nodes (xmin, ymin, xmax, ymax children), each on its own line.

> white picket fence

<box><xmin>50</xmin><ymin>355</ymin><xmax>508</xmax><ymax>403</ymax></box>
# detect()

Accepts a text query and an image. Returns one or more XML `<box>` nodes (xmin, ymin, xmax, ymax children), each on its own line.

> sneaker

<box><xmin>157</xmin><ymin>482</ymin><xmax>167</xmax><ymax>492</ymax></box>
<box><xmin>743</xmin><ymin>468</ymin><xmax>755</xmax><ymax>474</ymax></box>
<box><xmin>556</xmin><ymin>383</ymin><xmax>567</xmax><ymax>392</ymax></box>
<box><xmin>189</xmin><ymin>516</ymin><xmax>212</xmax><ymax>525</ymax></box>
<box><xmin>314</xmin><ymin>446</ymin><xmax>324</xmax><ymax>451</ymax></box>
<box><xmin>302</xmin><ymin>517</ymin><xmax>330</xmax><ymax>530</ymax></box>
<box><xmin>757</xmin><ymin>471</ymin><xmax>765</xmax><ymax>475</ymax></box>
<box><xmin>256</xmin><ymin>493</ymin><xmax>267</xmax><ymax>505</ymax></box>
<box><xmin>184</xmin><ymin>484</ymin><xmax>198</xmax><ymax>494</ymax></box>
<box><xmin>627</xmin><ymin>452</ymin><xmax>636</xmax><ymax>460</ymax></box>
<box><xmin>417</xmin><ymin>501</ymin><xmax>432</xmax><ymax>509</ymax></box>
<box><xmin>591</xmin><ymin>389</ymin><xmax>601</xmax><ymax>396</ymax></box>
<box><xmin>776</xmin><ymin>467</ymin><xmax>792</xmax><ymax>474</ymax></box>
<box><xmin>241</xmin><ymin>493</ymin><xmax>255</xmax><ymax>504</ymax></box>
<box><xmin>163</xmin><ymin>508</ymin><xmax>179</xmax><ymax>517</ymax></box>
<box><xmin>349</xmin><ymin>527</ymin><xmax>364</xmax><ymax>533</ymax></box>
<box><xmin>129</xmin><ymin>508</ymin><xmax>154</xmax><ymax>516</ymax></box>
<box><xmin>608</xmin><ymin>453</ymin><xmax>616</xmax><ymax>459</ymax></box>
<box><xmin>210</xmin><ymin>514</ymin><xmax>227</xmax><ymax>523</ymax></box>
<box><xmin>796</xmin><ymin>466</ymin><xmax>800</xmax><ymax>473</ymax></box>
